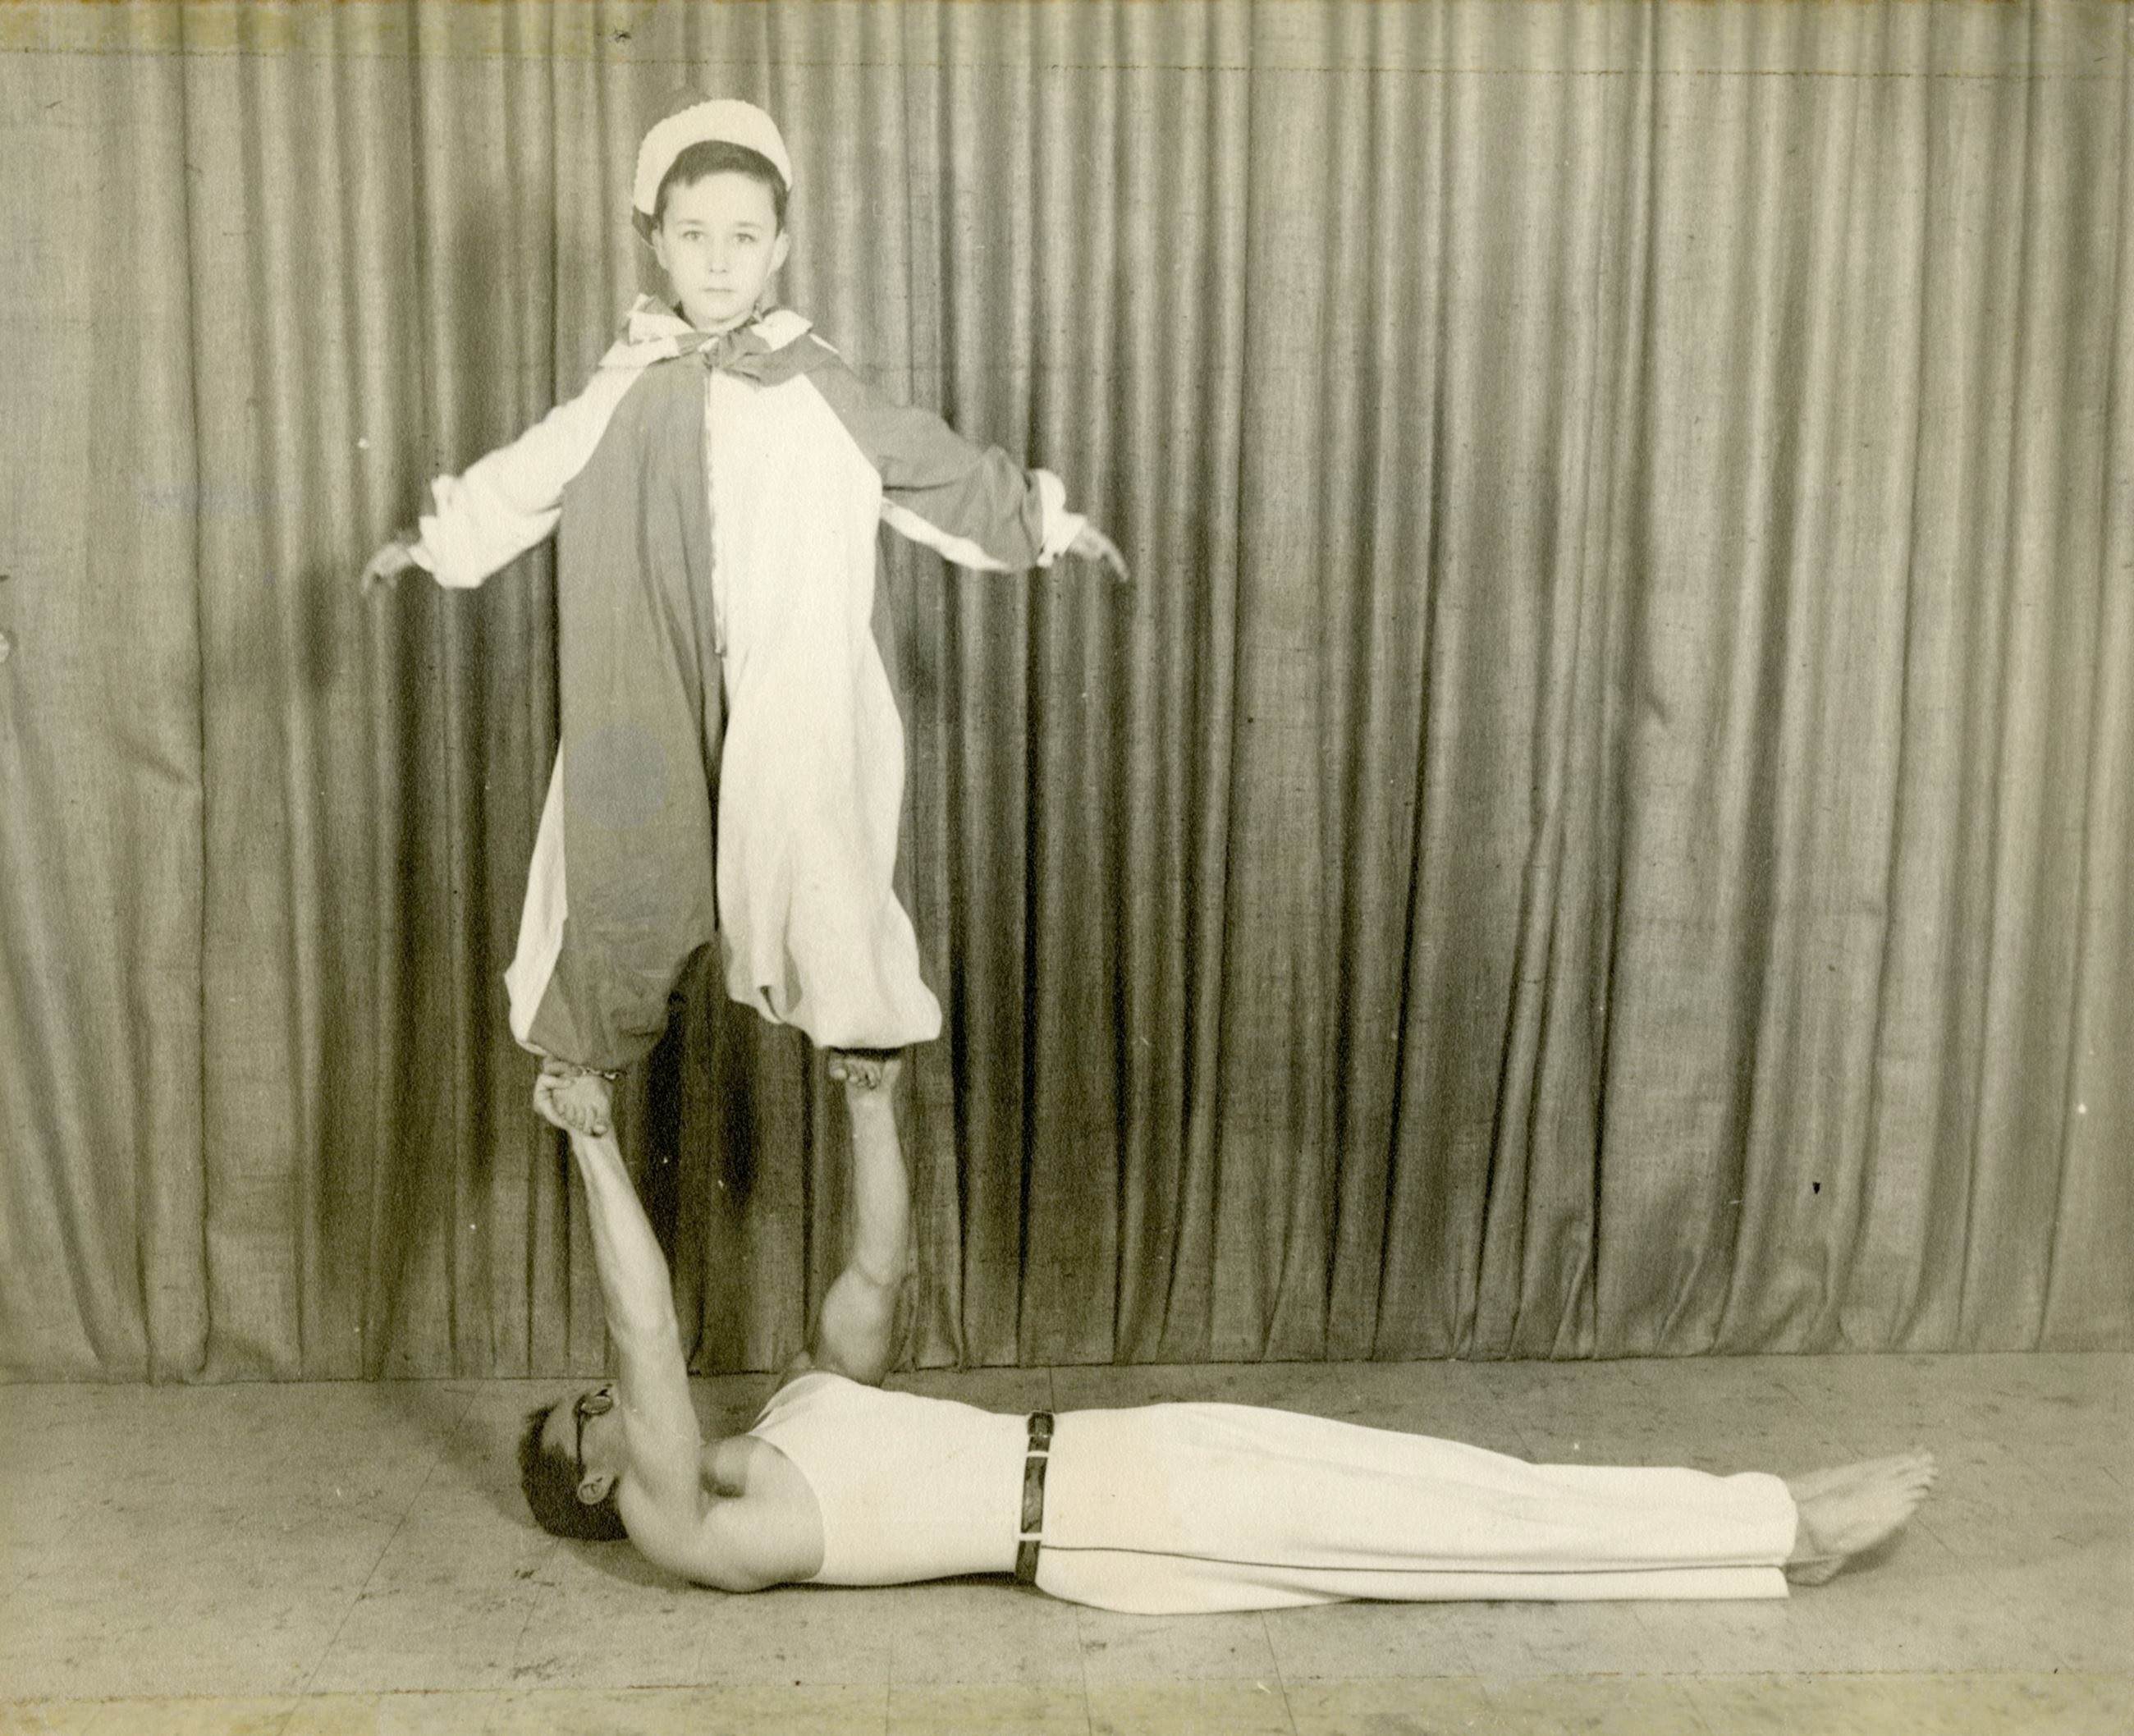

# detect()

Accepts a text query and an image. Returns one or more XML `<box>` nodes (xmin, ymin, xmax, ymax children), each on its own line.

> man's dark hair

<box><xmin>643</xmin><ymin>140</ymin><xmax>789</xmax><ymax>238</ymax></box>
<box><xmin>519</xmin><ymin>1401</ymin><xmax>629</xmax><ymax>1541</ymax></box>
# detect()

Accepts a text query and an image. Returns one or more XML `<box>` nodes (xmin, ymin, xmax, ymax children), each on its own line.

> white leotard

<box><xmin>746</xmin><ymin>1372</ymin><xmax>1028</xmax><ymax>1586</ymax></box>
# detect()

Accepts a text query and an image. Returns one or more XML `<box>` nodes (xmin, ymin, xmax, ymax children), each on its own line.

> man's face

<box><xmin>653</xmin><ymin>172</ymin><xmax>790</xmax><ymax>333</ymax></box>
<box><xmin>543</xmin><ymin>1381</ymin><xmax>620</xmax><ymax>1505</ymax></box>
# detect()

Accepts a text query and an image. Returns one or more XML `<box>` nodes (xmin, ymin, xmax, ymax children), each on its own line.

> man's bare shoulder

<box><xmin>621</xmin><ymin>1447</ymin><xmax>823</xmax><ymax>1592</ymax></box>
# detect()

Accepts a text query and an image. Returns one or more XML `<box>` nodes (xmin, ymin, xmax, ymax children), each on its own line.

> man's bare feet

<box><xmin>1784</xmin><ymin>1452</ymin><xmax>1938</xmax><ymax>1584</ymax></box>
<box><xmin>534</xmin><ymin>1059</ymin><xmax>614</xmax><ymax>1138</ymax></box>
<box><xmin>827</xmin><ymin>1048</ymin><xmax>901</xmax><ymax>1095</ymax></box>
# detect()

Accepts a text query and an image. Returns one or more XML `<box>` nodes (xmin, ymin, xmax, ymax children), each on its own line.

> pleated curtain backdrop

<box><xmin>0</xmin><ymin>0</ymin><xmax>2127</xmax><ymax>1381</ymax></box>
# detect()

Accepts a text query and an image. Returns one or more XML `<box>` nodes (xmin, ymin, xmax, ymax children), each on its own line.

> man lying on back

<box><xmin>519</xmin><ymin>1071</ymin><xmax>1934</xmax><ymax>1610</ymax></box>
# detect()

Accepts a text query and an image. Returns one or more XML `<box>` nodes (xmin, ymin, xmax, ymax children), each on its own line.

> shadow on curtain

<box><xmin>0</xmin><ymin>0</ymin><xmax>2127</xmax><ymax>1379</ymax></box>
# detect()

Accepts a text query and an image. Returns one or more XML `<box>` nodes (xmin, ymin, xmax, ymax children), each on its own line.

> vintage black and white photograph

<box><xmin>0</xmin><ymin>1</ymin><xmax>2127</xmax><ymax>1731</ymax></box>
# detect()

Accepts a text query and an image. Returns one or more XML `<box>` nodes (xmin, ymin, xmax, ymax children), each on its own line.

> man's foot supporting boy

<box><xmin>538</xmin><ymin>1058</ymin><xmax>615</xmax><ymax>1138</ymax></box>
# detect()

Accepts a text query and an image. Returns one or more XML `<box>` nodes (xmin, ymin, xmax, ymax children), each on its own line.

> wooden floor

<box><xmin>1</xmin><ymin>1353</ymin><xmax>2127</xmax><ymax>1734</ymax></box>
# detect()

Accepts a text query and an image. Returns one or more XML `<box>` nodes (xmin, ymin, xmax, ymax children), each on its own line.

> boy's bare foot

<box><xmin>827</xmin><ymin>1048</ymin><xmax>901</xmax><ymax>1094</ymax></box>
<box><xmin>534</xmin><ymin>1059</ymin><xmax>614</xmax><ymax>1138</ymax></box>
<box><xmin>1783</xmin><ymin>1452</ymin><xmax>1938</xmax><ymax>1584</ymax></box>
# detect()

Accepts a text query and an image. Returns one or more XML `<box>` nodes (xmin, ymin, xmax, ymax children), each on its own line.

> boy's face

<box><xmin>652</xmin><ymin>172</ymin><xmax>790</xmax><ymax>333</ymax></box>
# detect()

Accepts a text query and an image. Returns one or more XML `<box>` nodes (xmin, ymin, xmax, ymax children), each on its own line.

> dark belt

<box><xmin>1014</xmin><ymin>1410</ymin><xmax>1054</xmax><ymax>1584</ymax></box>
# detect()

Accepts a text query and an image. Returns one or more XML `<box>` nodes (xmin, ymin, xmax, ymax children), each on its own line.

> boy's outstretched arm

<box><xmin>361</xmin><ymin>356</ymin><xmax>648</xmax><ymax>594</ymax></box>
<box><xmin>801</xmin><ymin>346</ymin><xmax>1128</xmax><ymax>585</ymax></box>
<box><xmin>1065</xmin><ymin>522</ymin><xmax>1130</xmax><ymax>584</ymax></box>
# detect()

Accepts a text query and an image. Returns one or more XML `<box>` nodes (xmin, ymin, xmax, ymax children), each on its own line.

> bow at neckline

<box><xmin>672</xmin><ymin>323</ymin><xmax>773</xmax><ymax>373</ymax></box>
<box><xmin>617</xmin><ymin>295</ymin><xmax>813</xmax><ymax>382</ymax></box>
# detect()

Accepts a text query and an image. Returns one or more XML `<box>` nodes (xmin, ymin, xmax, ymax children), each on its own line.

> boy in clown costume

<box><xmin>364</xmin><ymin>98</ymin><xmax>1125</xmax><ymax>1277</ymax></box>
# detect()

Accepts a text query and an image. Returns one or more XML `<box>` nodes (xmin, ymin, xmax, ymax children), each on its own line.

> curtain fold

<box><xmin>0</xmin><ymin>0</ymin><xmax>2126</xmax><ymax>1380</ymax></box>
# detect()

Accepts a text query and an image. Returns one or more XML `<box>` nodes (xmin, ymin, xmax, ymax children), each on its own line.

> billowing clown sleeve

<box><xmin>799</xmin><ymin>346</ymin><xmax>1088</xmax><ymax>573</ymax></box>
<box><xmin>409</xmin><ymin>351</ymin><xmax>648</xmax><ymax>589</ymax></box>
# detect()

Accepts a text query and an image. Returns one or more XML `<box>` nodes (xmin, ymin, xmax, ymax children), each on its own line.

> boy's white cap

<box><xmin>633</xmin><ymin>97</ymin><xmax>792</xmax><ymax>223</ymax></box>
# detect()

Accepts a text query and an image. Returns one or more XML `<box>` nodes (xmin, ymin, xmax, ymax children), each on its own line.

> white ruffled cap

<box><xmin>633</xmin><ymin>98</ymin><xmax>793</xmax><ymax>222</ymax></box>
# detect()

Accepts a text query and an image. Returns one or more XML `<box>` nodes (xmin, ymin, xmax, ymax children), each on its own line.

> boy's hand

<box><xmin>360</xmin><ymin>534</ymin><xmax>420</xmax><ymax>594</ymax></box>
<box><xmin>1069</xmin><ymin>524</ymin><xmax>1130</xmax><ymax>585</ymax></box>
